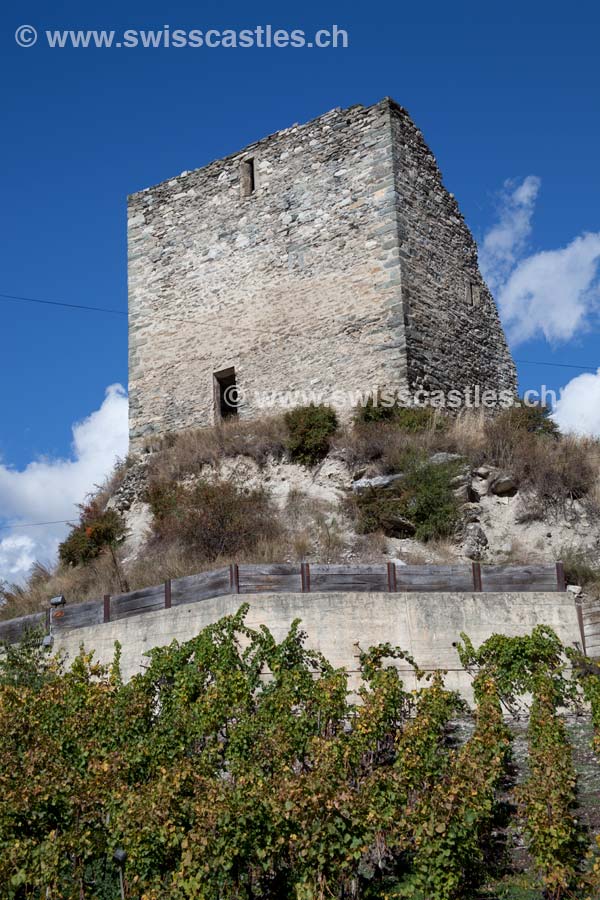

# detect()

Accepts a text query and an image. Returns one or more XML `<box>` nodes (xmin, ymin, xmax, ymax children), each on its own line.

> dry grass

<box><xmin>495</xmin><ymin>538</ymin><xmax>540</xmax><ymax>565</ymax></box>
<box><xmin>0</xmin><ymin>554</ymin><xmax>126</xmax><ymax>621</ymax></box>
<box><xmin>145</xmin><ymin>415</ymin><xmax>288</xmax><ymax>483</ymax></box>
<box><xmin>5</xmin><ymin>404</ymin><xmax>600</xmax><ymax>623</ymax></box>
<box><xmin>335</xmin><ymin>408</ymin><xmax>600</xmax><ymax>521</ymax></box>
<box><xmin>557</xmin><ymin>546</ymin><xmax>600</xmax><ymax>596</ymax></box>
<box><xmin>92</xmin><ymin>455</ymin><xmax>136</xmax><ymax>511</ymax></box>
<box><xmin>333</xmin><ymin>409</ymin><xmax>486</xmax><ymax>475</ymax></box>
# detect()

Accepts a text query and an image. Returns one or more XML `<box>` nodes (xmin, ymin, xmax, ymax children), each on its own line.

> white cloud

<box><xmin>479</xmin><ymin>177</ymin><xmax>600</xmax><ymax>347</ymax></box>
<box><xmin>0</xmin><ymin>385</ymin><xmax>128</xmax><ymax>585</ymax></box>
<box><xmin>480</xmin><ymin>175</ymin><xmax>541</xmax><ymax>294</ymax></box>
<box><xmin>0</xmin><ymin>535</ymin><xmax>37</xmax><ymax>582</ymax></box>
<box><xmin>553</xmin><ymin>368</ymin><xmax>600</xmax><ymax>437</ymax></box>
<box><xmin>499</xmin><ymin>233</ymin><xmax>600</xmax><ymax>345</ymax></box>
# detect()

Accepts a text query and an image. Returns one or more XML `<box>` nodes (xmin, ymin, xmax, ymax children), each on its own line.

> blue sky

<box><xmin>0</xmin><ymin>0</ymin><xmax>599</xmax><ymax>579</ymax></box>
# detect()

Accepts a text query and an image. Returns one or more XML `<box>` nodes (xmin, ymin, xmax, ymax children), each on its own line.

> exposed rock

<box><xmin>470</xmin><ymin>484</ymin><xmax>488</xmax><ymax>502</ymax></box>
<box><xmin>382</xmin><ymin>515</ymin><xmax>416</xmax><ymax>539</ymax></box>
<box><xmin>429</xmin><ymin>452</ymin><xmax>463</xmax><ymax>466</ymax></box>
<box><xmin>470</xmin><ymin>473</ymin><xmax>490</xmax><ymax>501</ymax></box>
<box><xmin>489</xmin><ymin>473</ymin><xmax>518</xmax><ymax>497</ymax></box>
<box><xmin>352</xmin><ymin>473</ymin><xmax>405</xmax><ymax>493</ymax></box>
<box><xmin>474</xmin><ymin>466</ymin><xmax>490</xmax><ymax>479</ymax></box>
<box><xmin>453</xmin><ymin>483</ymin><xmax>472</xmax><ymax>503</ymax></box>
<box><xmin>109</xmin><ymin>462</ymin><xmax>149</xmax><ymax>512</ymax></box>
<box><xmin>462</xmin><ymin>503</ymin><xmax>482</xmax><ymax>523</ymax></box>
<box><xmin>462</xmin><ymin>523</ymin><xmax>488</xmax><ymax>560</ymax></box>
<box><xmin>121</xmin><ymin>501</ymin><xmax>153</xmax><ymax>562</ymax></box>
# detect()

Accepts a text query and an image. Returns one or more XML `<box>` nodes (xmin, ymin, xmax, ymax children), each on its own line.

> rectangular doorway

<box><xmin>213</xmin><ymin>367</ymin><xmax>239</xmax><ymax>420</ymax></box>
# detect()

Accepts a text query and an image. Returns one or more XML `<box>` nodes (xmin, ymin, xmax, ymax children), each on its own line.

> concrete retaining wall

<box><xmin>53</xmin><ymin>591</ymin><xmax>581</xmax><ymax>702</ymax></box>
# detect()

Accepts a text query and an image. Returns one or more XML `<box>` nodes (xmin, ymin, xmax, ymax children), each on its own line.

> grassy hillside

<box><xmin>2</xmin><ymin>403</ymin><xmax>600</xmax><ymax>621</ymax></box>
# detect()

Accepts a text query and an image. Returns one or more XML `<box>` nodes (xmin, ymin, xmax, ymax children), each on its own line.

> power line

<box><xmin>1</xmin><ymin>291</ymin><xmax>599</xmax><ymax>372</ymax></box>
<box><xmin>515</xmin><ymin>358</ymin><xmax>598</xmax><ymax>372</ymax></box>
<box><xmin>0</xmin><ymin>519</ymin><xmax>74</xmax><ymax>531</ymax></box>
<box><xmin>0</xmin><ymin>292</ymin><xmax>126</xmax><ymax>316</ymax></box>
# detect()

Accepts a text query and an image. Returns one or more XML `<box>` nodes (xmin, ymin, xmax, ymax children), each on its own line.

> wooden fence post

<box><xmin>574</xmin><ymin>599</ymin><xmax>587</xmax><ymax>656</ymax></box>
<box><xmin>387</xmin><ymin>561</ymin><xmax>397</xmax><ymax>592</ymax></box>
<box><xmin>164</xmin><ymin>579</ymin><xmax>172</xmax><ymax>609</ymax></box>
<box><xmin>556</xmin><ymin>561</ymin><xmax>567</xmax><ymax>592</ymax></box>
<box><xmin>471</xmin><ymin>562</ymin><xmax>482</xmax><ymax>592</ymax></box>
<box><xmin>229</xmin><ymin>563</ymin><xmax>240</xmax><ymax>594</ymax></box>
<box><xmin>103</xmin><ymin>594</ymin><xmax>111</xmax><ymax>623</ymax></box>
<box><xmin>301</xmin><ymin>562</ymin><xmax>311</xmax><ymax>593</ymax></box>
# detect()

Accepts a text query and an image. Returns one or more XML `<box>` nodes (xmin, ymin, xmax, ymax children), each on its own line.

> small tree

<box><xmin>284</xmin><ymin>403</ymin><xmax>338</xmax><ymax>466</ymax></box>
<box><xmin>59</xmin><ymin>501</ymin><xmax>126</xmax><ymax>567</ymax></box>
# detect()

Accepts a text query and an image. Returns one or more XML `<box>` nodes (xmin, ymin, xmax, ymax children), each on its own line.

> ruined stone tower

<box><xmin>128</xmin><ymin>98</ymin><xmax>516</xmax><ymax>449</ymax></box>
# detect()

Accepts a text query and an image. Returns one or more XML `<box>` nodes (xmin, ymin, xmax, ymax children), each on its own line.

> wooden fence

<box><xmin>0</xmin><ymin>561</ymin><xmax>567</xmax><ymax>646</ymax></box>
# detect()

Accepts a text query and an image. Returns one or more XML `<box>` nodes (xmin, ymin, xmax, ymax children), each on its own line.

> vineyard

<box><xmin>1</xmin><ymin>610</ymin><xmax>600</xmax><ymax>899</ymax></box>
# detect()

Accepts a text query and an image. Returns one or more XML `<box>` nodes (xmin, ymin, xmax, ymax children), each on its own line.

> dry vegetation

<box><xmin>144</xmin><ymin>415</ymin><xmax>288</xmax><ymax>483</ymax></box>
<box><xmin>3</xmin><ymin>403</ymin><xmax>600</xmax><ymax>622</ymax></box>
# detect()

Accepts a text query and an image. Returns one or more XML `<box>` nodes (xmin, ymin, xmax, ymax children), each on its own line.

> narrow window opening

<box><xmin>240</xmin><ymin>158</ymin><xmax>255</xmax><ymax>198</ymax></box>
<box><xmin>465</xmin><ymin>281</ymin><xmax>480</xmax><ymax>307</ymax></box>
<box><xmin>214</xmin><ymin>367</ymin><xmax>239</xmax><ymax>420</ymax></box>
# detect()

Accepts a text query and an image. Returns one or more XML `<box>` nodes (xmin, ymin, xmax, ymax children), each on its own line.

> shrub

<box><xmin>59</xmin><ymin>502</ymin><xmax>126</xmax><ymax>567</ymax></box>
<box><xmin>284</xmin><ymin>403</ymin><xmax>338</xmax><ymax>466</ymax></box>
<box><xmin>499</xmin><ymin>402</ymin><xmax>560</xmax><ymax>437</ymax></box>
<box><xmin>353</xmin><ymin>392</ymin><xmax>399</xmax><ymax>425</ymax></box>
<box><xmin>353</xmin><ymin>397</ymin><xmax>446</xmax><ymax>432</ymax></box>
<box><xmin>517</xmin><ymin>677</ymin><xmax>586</xmax><ymax>897</ymax></box>
<box><xmin>147</xmin><ymin>477</ymin><xmax>281</xmax><ymax>562</ymax></box>
<box><xmin>560</xmin><ymin>547</ymin><xmax>600</xmax><ymax>587</ymax></box>
<box><xmin>395</xmin><ymin>405</ymin><xmax>446</xmax><ymax>432</ymax></box>
<box><xmin>350</xmin><ymin>458</ymin><xmax>461</xmax><ymax>542</ymax></box>
<box><xmin>480</xmin><ymin>406</ymin><xmax>597</xmax><ymax>515</ymax></box>
<box><xmin>515</xmin><ymin>435</ymin><xmax>596</xmax><ymax>513</ymax></box>
<box><xmin>482</xmin><ymin>404</ymin><xmax>556</xmax><ymax>467</ymax></box>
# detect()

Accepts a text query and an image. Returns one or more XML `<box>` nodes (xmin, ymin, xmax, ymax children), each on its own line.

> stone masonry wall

<box><xmin>128</xmin><ymin>101</ymin><xmax>407</xmax><ymax>449</ymax></box>
<box><xmin>389</xmin><ymin>102</ymin><xmax>516</xmax><ymax>400</ymax></box>
<box><xmin>128</xmin><ymin>98</ymin><xmax>516</xmax><ymax>449</ymax></box>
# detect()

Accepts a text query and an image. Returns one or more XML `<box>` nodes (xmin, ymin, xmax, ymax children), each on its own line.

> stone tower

<box><xmin>128</xmin><ymin>98</ymin><xmax>516</xmax><ymax>449</ymax></box>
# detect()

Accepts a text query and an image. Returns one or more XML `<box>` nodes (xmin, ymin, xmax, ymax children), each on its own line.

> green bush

<box><xmin>284</xmin><ymin>403</ymin><xmax>338</xmax><ymax>466</ymax></box>
<box><xmin>59</xmin><ymin>503</ymin><xmax>126</xmax><ymax>567</ymax></box>
<box><xmin>147</xmin><ymin>477</ymin><xmax>281</xmax><ymax>562</ymax></box>
<box><xmin>353</xmin><ymin>392</ymin><xmax>398</xmax><ymax>425</ymax></box>
<box><xmin>354</xmin><ymin>396</ymin><xmax>445</xmax><ymax>432</ymax></box>
<box><xmin>491</xmin><ymin>403</ymin><xmax>559</xmax><ymax>438</ymax></box>
<box><xmin>351</xmin><ymin>458</ymin><xmax>461</xmax><ymax>542</ymax></box>
<box><xmin>396</xmin><ymin>406</ymin><xmax>443</xmax><ymax>432</ymax></box>
<box><xmin>560</xmin><ymin>547</ymin><xmax>600</xmax><ymax>587</ymax></box>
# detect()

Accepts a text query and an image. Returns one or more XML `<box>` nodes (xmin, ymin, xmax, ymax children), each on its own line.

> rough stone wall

<box><xmin>128</xmin><ymin>98</ymin><xmax>516</xmax><ymax>449</ymax></box>
<box><xmin>388</xmin><ymin>101</ymin><xmax>516</xmax><ymax>400</ymax></box>
<box><xmin>128</xmin><ymin>101</ymin><xmax>406</xmax><ymax>449</ymax></box>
